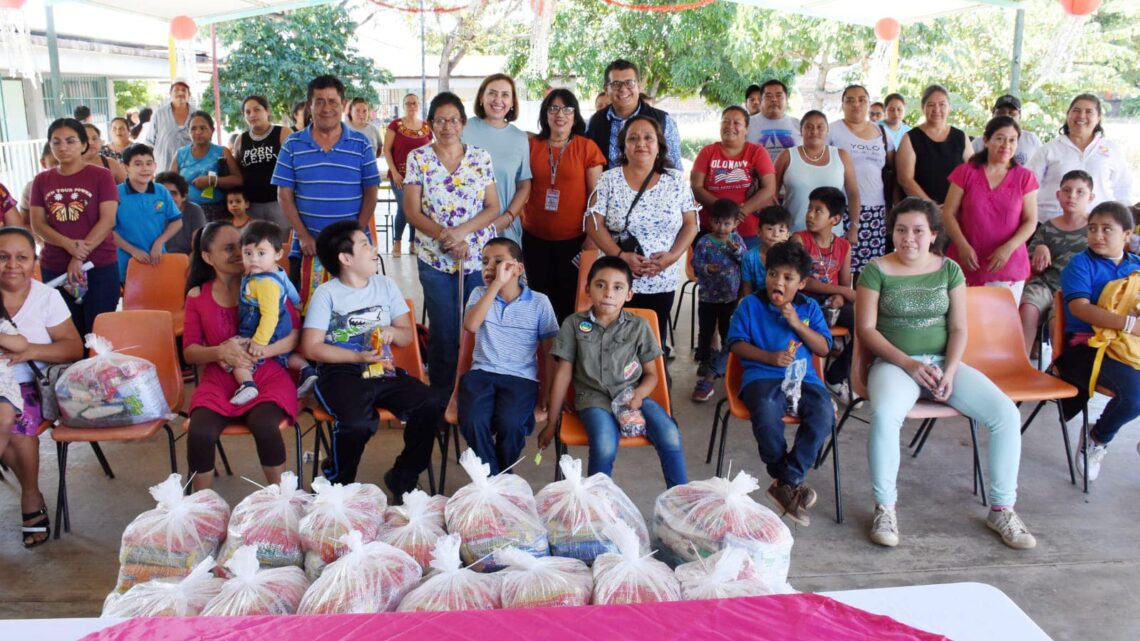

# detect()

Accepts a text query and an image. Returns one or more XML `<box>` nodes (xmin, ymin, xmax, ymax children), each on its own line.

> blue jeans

<box><xmin>417</xmin><ymin>260</ymin><xmax>481</xmax><ymax>392</ymax></box>
<box><xmin>740</xmin><ymin>378</ymin><xmax>833</xmax><ymax>486</ymax></box>
<box><xmin>391</xmin><ymin>183</ymin><xmax>414</xmax><ymax>244</ymax></box>
<box><xmin>578</xmin><ymin>398</ymin><xmax>688</xmax><ymax>487</ymax></box>
<box><xmin>866</xmin><ymin>357</ymin><xmax>1022</xmax><ymax>507</ymax></box>
<box><xmin>1085</xmin><ymin>353</ymin><xmax>1140</xmax><ymax>445</ymax></box>
<box><xmin>41</xmin><ymin>262</ymin><xmax>120</xmax><ymax>337</ymax></box>
<box><xmin>458</xmin><ymin>369</ymin><xmax>537</xmax><ymax>474</ymax></box>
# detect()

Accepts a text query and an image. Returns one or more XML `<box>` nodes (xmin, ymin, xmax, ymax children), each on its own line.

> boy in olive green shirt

<box><xmin>539</xmin><ymin>256</ymin><xmax>688</xmax><ymax>487</ymax></box>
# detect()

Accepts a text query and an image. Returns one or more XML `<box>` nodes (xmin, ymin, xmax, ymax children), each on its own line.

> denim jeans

<box><xmin>577</xmin><ymin>398</ymin><xmax>688</xmax><ymax>487</ymax></box>
<box><xmin>866</xmin><ymin>356</ymin><xmax>1022</xmax><ymax>507</ymax></box>
<box><xmin>42</xmin><ymin>262</ymin><xmax>121</xmax><ymax>337</ymax></box>
<box><xmin>740</xmin><ymin>378</ymin><xmax>833</xmax><ymax>486</ymax></box>
<box><xmin>1083</xmin><ymin>352</ymin><xmax>1140</xmax><ymax>445</ymax></box>
<box><xmin>458</xmin><ymin>369</ymin><xmax>537</xmax><ymax>474</ymax></box>
<box><xmin>391</xmin><ymin>183</ymin><xmax>415</xmax><ymax>244</ymax></box>
<box><xmin>417</xmin><ymin>260</ymin><xmax>481</xmax><ymax>392</ymax></box>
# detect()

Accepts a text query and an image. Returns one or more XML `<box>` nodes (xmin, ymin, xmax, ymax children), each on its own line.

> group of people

<box><xmin>0</xmin><ymin>59</ymin><xmax>1136</xmax><ymax>555</ymax></box>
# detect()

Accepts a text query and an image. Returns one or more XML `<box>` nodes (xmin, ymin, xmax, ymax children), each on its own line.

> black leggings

<box><xmin>187</xmin><ymin>404</ymin><xmax>288</xmax><ymax>474</ymax></box>
<box><xmin>630</xmin><ymin>290</ymin><xmax>676</xmax><ymax>353</ymax></box>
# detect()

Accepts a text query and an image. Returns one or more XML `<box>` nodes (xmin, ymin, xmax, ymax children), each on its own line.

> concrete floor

<box><xmin>1</xmin><ymin>254</ymin><xmax>1138</xmax><ymax>640</ymax></box>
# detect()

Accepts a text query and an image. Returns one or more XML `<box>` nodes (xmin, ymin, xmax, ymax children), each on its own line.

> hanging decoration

<box><xmin>170</xmin><ymin>15</ymin><xmax>198</xmax><ymax>40</ymax></box>
<box><xmin>365</xmin><ymin>0</ymin><xmax>469</xmax><ymax>13</ymax></box>
<box><xmin>873</xmin><ymin>17</ymin><xmax>900</xmax><ymax>41</ymax></box>
<box><xmin>0</xmin><ymin>0</ymin><xmax>28</xmax><ymax>9</ymax></box>
<box><xmin>0</xmin><ymin>0</ymin><xmax>36</xmax><ymax>80</ymax></box>
<box><xmin>600</xmin><ymin>0</ymin><xmax>715</xmax><ymax>11</ymax></box>
<box><xmin>526</xmin><ymin>0</ymin><xmax>556</xmax><ymax>81</ymax></box>
<box><xmin>1058</xmin><ymin>0</ymin><xmax>1101</xmax><ymax>15</ymax></box>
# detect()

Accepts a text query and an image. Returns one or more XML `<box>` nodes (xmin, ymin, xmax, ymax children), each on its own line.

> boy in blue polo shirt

<box><xmin>113</xmin><ymin>143</ymin><xmax>183</xmax><ymax>281</ymax></box>
<box><xmin>727</xmin><ymin>240</ymin><xmax>833</xmax><ymax>526</ymax></box>
<box><xmin>457</xmin><ymin>238</ymin><xmax>559</xmax><ymax>473</ymax></box>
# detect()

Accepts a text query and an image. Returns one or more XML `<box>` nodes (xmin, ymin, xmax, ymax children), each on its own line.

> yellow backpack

<box><xmin>1087</xmin><ymin>271</ymin><xmax>1140</xmax><ymax>396</ymax></box>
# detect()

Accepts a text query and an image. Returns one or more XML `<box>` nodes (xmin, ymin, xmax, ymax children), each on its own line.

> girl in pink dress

<box><xmin>182</xmin><ymin>221</ymin><xmax>299</xmax><ymax>492</ymax></box>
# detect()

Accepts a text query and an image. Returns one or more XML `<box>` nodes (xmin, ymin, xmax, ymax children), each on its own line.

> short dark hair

<box><xmin>971</xmin><ymin>115</ymin><xmax>1021</xmax><ymax>168</ymax></box>
<box><xmin>603</xmin><ymin>59</ymin><xmax>639</xmax><ymax>86</ymax></box>
<box><xmin>427</xmin><ymin>92</ymin><xmax>467</xmax><ymax>125</ymax></box>
<box><xmin>474</xmin><ymin>74</ymin><xmax>520</xmax><ymax>122</ymax></box>
<box><xmin>0</xmin><ymin>227</ymin><xmax>37</xmax><ymax>259</ymax></box>
<box><xmin>537</xmin><ymin>88</ymin><xmax>586</xmax><ymax>140</ymax></box>
<box><xmin>871</xmin><ymin>101</ymin><xmax>885</xmax><ymax>111</ymax></box>
<box><xmin>1088</xmin><ymin>201</ymin><xmax>1132</xmax><ymax>232</ymax></box>
<box><xmin>808</xmin><ymin>186</ymin><xmax>846</xmax><ymax>220</ymax></box>
<box><xmin>120</xmin><ymin>143</ymin><xmax>154</xmax><ymax>166</ymax></box>
<box><xmin>239</xmin><ymin>220</ymin><xmax>284</xmax><ymax>250</ymax></box>
<box><xmin>765</xmin><ymin>241</ymin><xmax>813</xmax><ymax>280</ymax></box>
<box><xmin>73</xmin><ymin>105</ymin><xmax>91</xmax><ymax>121</ymax></box>
<box><xmin>1060</xmin><ymin>169</ymin><xmax>1094</xmax><ymax>191</ymax></box>
<box><xmin>189</xmin><ymin>110</ymin><xmax>215</xmax><ymax>130</ymax></box>
<box><xmin>315</xmin><ymin>220</ymin><xmax>363</xmax><ymax>278</ymax></box>
<box><xmin>757</xmin><ymin>205</ymin><xmax>793</xmax><ymax>228</ymax></box>
<box><xmin>307</xmin><ymin>75</ymin><xmax>345</xmax><ymax>103</ymax></box>
<box><xmin>47</xmin><ymin>118</ymin><xmax>89</xmax><ymax>155</ymax></box>
<box><xmin>484</xmin><ymin>237</ymin><xmax>523</xmax><ymax>261</ymax></box>
<box><xmin>887</xmin><ymin>197</ymin><xmax>942</xmax><ymax>234</ymax></box>
<box><xmin>1061</xmin><ymin>93</ymin><xmax>1105</xmax><ymax>137</ymax></box>
<box><xmin>155</xmin><ymin>171</ymin><xmax>188</xmax><ymax>197</ymax></box>
<box><xmin>710</xmin><ymin>198</ymin><xmax>741</xmax><ymax>221</ymax></box>
<box><xmin>242</xmin><ymin>94</ymin><xmax>269</xmax><ymax>112</ymax></box>
<box><xmin>587</xmin><ymin>255</ymin><xmax>633</xmax><ymax>288</ymax></box>
<box><xmin>760</xmin><ymin>79</ymin><xmax>788</xmax><ymax>95</ymax></box>
<box><xmin>617</xmin><ymin>115</ymin><xmax>671</xmax><ymax>172</ymax></box>
<box><xmin>83</xmin><ymin>123</ymin><xmax>102</xmax><ymax>138</ymax></box>
<box><xmin>884</xmin><ymin>93</ymin><xmax>906</xmax><ymax>107</ymax></box>
<box><xmin>224</xmin><ymin>188</ymin><xmax>249</xmax><ymax>202</ymax></box>
<box><xmin>745</xmin><ymin>84</ymin><xmax>763</xmax><ymax>101</ymax></box>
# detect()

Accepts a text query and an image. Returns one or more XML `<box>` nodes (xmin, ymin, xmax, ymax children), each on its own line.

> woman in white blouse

<box><xmin>585</xmin><ymin>115</ymin><xmax>698</xmax><ymax>353</ymax></box>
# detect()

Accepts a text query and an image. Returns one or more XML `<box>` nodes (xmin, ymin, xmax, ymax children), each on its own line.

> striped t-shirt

<box><xmin>466</xmin><ymin>285</ymin><xmax>559</xmax><ymax>381</ymax></box>
<box><xmin>271</xmin><ymin>125</ymin><xmax>380</xmax><ymax>257</ymax></box>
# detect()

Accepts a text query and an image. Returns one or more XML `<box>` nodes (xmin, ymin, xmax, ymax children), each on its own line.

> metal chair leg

<box><xmin>311</xmin><ymin>421</ymin><xmax>325</xmax><ymax>482</ymax></box>
<box><xmin>1081</xmin><ymin>408</ymin><xmax>1090</xmax><ymax>493</ymax></box>
<box><xmin>715</xmin><ymin>411</ymin><xmax>731</xmax><ymax>477</ymax></box>
<box><xmin>969</xmin><ymin>419</ymin><xmax>987</xmax><ymax>506</ymax></box>
<box><xmin>553</xmin><ymin>434</ymin><xmax>565</xmax><ymax>482</ymax></box>
<box><xmin>215</xmin><ymin>441</ymin><xmax>233</xmax><ymax>476</ymax></box>
<box><xmin>911</xmin><ymin>419</ymin><xmax>938</xmax><ymax>458</ymax></box>
<box><xmin>1057</xmin><ymin>400</ymin><xmax>1076</xmax><ymax>485</ymax></box>
<box><xmin>688</xmin><ymin>285</ymin><xmax>697</xmax><ymax>351</ymax></box>
<box><xmin>706</xmin><ymin>398</ymin><xmax>727</xmax><ymax>464</ymax></box>
<box><xmin>164</xmin><ymin>424</ymin><xmax>178</xmax><ymax>474</ymax></box>
<box><xmin>908</xmin><ymin>418</ymin><xmax>932</xmax><ymax>449</ymax></box>
<box><xmin>54</xmin><ymin>441</ymin><xmax>69</xmax><ymax>539</ymax></box>
<box><xmin>293</xmin><ymin>422</ymin><xmax>303</xmax><ymax>489</ymax></box>
<box><xmin>831</xmin><ymin>418</ymin><xmax>843</xmax><ymax>523</ymax></box>
<box><xmin>1020</xmin><ymin>400</ymin><xmax>1047</xmax><ymax>434</ymax></box>
<box><xmin>90</xmin><ymin>443</ymin><xmax>114</xmax><ymax>478</ymax></box>
<box><xmin>816</xmin><ymin>399</ymin><xmax>856</xmax><ymax>469</ymax></box>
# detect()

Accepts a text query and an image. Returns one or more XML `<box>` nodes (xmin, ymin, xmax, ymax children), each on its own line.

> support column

<box><xmin>1009</xmin><ymin>7</ymin><xmax>1025</xmax><ymax>95</ymax></box>
<box><xmin>45</xmin><ymin>4</ymin><xmax>64</xmax><ymax>119</ymax></box>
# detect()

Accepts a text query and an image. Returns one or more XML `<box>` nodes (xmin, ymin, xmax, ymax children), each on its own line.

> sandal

<box><xmin>22</xmin><ymin>504</ymin><xmax>50</xmax><ymax>548</ymax></box>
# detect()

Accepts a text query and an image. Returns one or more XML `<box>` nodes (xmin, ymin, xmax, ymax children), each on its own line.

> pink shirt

<box><xmin>945</xmin><ymin>162</ymin><xmax>1038</xmax><ymax>285</ymax></box>
<box><xmin>692</xmin><ymin>142</ymin><xmax>774</xmax><ymax>237</ymax></box>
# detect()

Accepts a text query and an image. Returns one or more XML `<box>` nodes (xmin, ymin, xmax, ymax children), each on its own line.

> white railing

<box><xmin>0</xmin><ymin>139</ymin><xmax>45</xmax><ymax>198</ymax></box>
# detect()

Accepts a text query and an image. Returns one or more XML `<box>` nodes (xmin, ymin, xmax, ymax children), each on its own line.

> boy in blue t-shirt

<box><xmin>726</xmin><ymin>240</ymin><xmax>833</xmax><ymax>526</ymax></box>
<box><xmin>740</xmin><ymin>205</ymin><xmax>792</xmax><ymax>296</ymax></box>
<box><xmin>457</xmin><ymin>238</ymin><xmax>559</xmax><ymax>473</ymax></box>
<box><xmin>300</xmin><ymin>220</ymin><xmax>445</xmax><ymax>503</ymax></box>
<box><xmin>112</xmin><ymin>143</ymin><xmax>182</xmax><ymax>281</ymax></box>
<box><xmin>691</xmin><ymin>199</ymin><xmax>746</xmax><ymax>402</ymax></box>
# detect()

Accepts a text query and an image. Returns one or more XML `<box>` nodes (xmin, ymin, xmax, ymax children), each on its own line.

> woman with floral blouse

<box><xmin>404</xmin><ymin>92</ymin><xmax>503</xmax><ymax>392</ymax></box>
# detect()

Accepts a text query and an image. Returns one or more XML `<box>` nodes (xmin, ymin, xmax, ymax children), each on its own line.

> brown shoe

<box><xmin>766</xmin><ymin>481</ymin><xmax>810</xmax><ymax>526</ymax></box>
<box><xmin>392</xmin><ymin>240</ymin><xmax>402</xmax><ymax>256</ymax></box>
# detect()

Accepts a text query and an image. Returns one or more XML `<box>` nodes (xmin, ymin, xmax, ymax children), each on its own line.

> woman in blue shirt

<box><xmin>171</xmin><ymin>111</ymin><xmax>242</xmax><ymax>222</ymax></box>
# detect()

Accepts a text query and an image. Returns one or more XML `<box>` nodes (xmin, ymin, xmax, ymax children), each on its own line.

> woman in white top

<box><xmin>775</xmin><ymin>110</ymin><xmax>860</xmax><ymax>237</ymax></box>
<box><xmin>830</xmin><ymin>85</ymin><xmax>893</xmax><ymax>273</ymax></box>
<box><xmin>586</xmin><ymin>115</ymin><xmax>698</xmax><ymax>352</ymax></box>
<box><xmin>345</xmin><ymin>97</ymin><xmax>382</xmax><ymax>156</ymax></box>
<box><xmin>1027</xmin><ymin>93</ymin><xmax>1132</xmax><ymax>222</ymax></box>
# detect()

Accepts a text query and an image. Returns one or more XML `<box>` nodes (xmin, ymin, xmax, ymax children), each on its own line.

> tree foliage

<box><xmin>113</xmin><ymin>80</ymin><xmax>158</xmax><ymax>113</ymax></box>
<box><xmin>200</xmin><ymin>4</ymin><xmax>391</xmax><ymax>131</ymax></box>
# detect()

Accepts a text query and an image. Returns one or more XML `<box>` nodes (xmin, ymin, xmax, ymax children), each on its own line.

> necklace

<box><xmin>802</xmin><ymin>146</ymin><xmax>825</xmax><ymax>162</ymax></box>
<box><xmin>807</xmin><ymin>234</ymin><xmax>837</xmax><ymax>283</ymax></box>
<box><xmin>550</xmin><ymin>136</ymin><xmax>571</xmax><ymax>146</ymax></box>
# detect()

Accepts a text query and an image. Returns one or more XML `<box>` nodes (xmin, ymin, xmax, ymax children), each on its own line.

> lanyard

<box><xmin>548</xmin><ymin>136</ymin><xmax>569</xmax><ymax>184</ymax></box>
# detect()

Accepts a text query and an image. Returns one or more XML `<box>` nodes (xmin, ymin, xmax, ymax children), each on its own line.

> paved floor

<box><xmin>1</xmin><ymin>254</ymin><xmax>1138</xmax><ymax>640</ymax></box>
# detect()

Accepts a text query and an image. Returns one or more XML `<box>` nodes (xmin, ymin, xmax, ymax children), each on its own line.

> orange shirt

<box><xmin>523</xmin><ymin>135</ymin><xmax>606</xmax><ymax>241</ymax></box>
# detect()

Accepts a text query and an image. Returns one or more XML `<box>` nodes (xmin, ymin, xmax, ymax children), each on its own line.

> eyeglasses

<box><xmin>607</xmin><ymin>79</ymin><xmax>638</xmax><ymax>91</ymax></box>
<box><xmin>432</xmin><ymin>117</ymin><xmax>463</xmax><ymax>128</ymax></box>
<box><xmin>547</xmin><ymin>105</ymin><xmax>576</xmax><ymax>115</ymax></box>
<box><xmin>50</xmin><ymin>137</ymin><xmax>81</xmax><ymax>147</ymax></box>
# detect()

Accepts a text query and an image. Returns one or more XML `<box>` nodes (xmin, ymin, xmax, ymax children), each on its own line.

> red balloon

<box><xmin>170</xmin><ymin>15</ymin><xmax>198</xmax><ymax>40</ymax></box>
<box><xmin>1058</xmin><ymin>0</ymin><xmax>1101</xmax><ymax>15</ymax></box>
<box><xmin>874</xmin><ymin>17</ymin><xmax>901</xmax><ymax>41</ymax></box>
<box><xmin>0</xmin><ymin>0</ymin><xmax>28</xmax><ymax>9</ymax></box>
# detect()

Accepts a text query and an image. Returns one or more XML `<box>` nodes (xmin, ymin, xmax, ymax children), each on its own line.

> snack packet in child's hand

<box><xmin>612</xmin><ymin>387</ymin><xmax>646</xmax><ymax>438</ymax></box>
<box><xmin>780</xmin><ymin>357</ymin><xmax>807</xmax><ymax>418</ymax></box>
<box><xmin>363</xmin><ymin>328</ymin><xmax>396</xmax><ymax>379</ymax></box>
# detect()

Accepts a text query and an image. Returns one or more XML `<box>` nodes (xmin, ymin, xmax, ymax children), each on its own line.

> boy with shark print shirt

<box><xmin>301</xmin><ymin>221</ymin><xmax>445</xmax><ymax>503</ymax></box>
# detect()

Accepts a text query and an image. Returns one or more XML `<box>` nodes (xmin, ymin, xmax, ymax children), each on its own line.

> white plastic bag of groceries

<box><xmin>591</xmin><ymin>522</ymin><xmax>680</xmax><ymax>605</ymax></box>
<box><xmin>675</xmin><ymin>546</ymin><xmax>773</xmax><ymax>600</ymax></box>
<box><xmin>102</xmin><ymin>557</ymin><xmax>225</xmax><ymax>617</ymax></box>
<box><xmin>397</xmin><ymin>534</ymin><xmax>501</xmax><ymax>612</ymax></box>
<box><xmin>498</xmin><ymin>546</ymin><xmax>593</xmax><ymax>608</ymax></box>
<box><xmin>200</xmin><ymin>546</ymin><xmax>309</xmax><ymax>616</ymax></box>
<box><xmin>298</xmin><ymin>531</ymin><xmax>422</xmax><ymax>614</ymax></box>
<box><xmin>57</xmin><ymin>334</ymin><xmax>169</xmax><ymax>427</ymax></box>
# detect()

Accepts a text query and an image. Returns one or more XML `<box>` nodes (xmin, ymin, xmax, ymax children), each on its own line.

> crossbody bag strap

<box><xmin>619</xmin><ymin>169</ymin><xmax>656</xmax><ymax>235</ymax></box>
<box><xmin>0</xmin><ymin>302</ymin><xmax>45</xmax><ymax>380</ymax></box>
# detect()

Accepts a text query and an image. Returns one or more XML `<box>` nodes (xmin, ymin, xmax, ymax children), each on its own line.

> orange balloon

<box><xmin>1058</xmin><ymin>0</ymin><xmax>1101</xmax><ymax>15</ymax></box>
<box><xmin>874</xmin><ymin>17</ymin><xmax>901</xmax><ymax>41</ymax></box>
<box><xmin>170</xmin><ymin>15</ymin><xmax>198</xmax><ymax>40</ymax></box>
<box><xmin>0</xmin><ymin>0</ymin><xmax>28</xmax><ymax>8</ymax></box>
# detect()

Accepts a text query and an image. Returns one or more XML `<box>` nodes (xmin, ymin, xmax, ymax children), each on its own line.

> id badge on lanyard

<box><xmin>544</xmin><ymin>188</ymin><xmax>560</xmax><ymax>211</ymax></box>
<box><xmin>547</xmin><ymin>141</ymin><xmax>567</xmax><ymax>213</ymax></box>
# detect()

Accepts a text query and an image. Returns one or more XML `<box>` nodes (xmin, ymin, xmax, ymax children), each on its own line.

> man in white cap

<box><xmin>972</xmin><ymin>94</ymin><xmax>1041</xmax><ymax>165</ymax></box>
<box><xmin>145</xmin><ymin>78</ymin><xmax>194</xmax><ymax>172</ymax></box>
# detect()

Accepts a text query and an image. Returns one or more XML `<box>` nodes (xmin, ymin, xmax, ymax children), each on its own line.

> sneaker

<box><xmin>691</xmin><ymin>378</ymin><xmax>715</xmax><ymax>402</ymax></box>
<box><xmin>1076</xmin><ymin>441</ymin><xmax>1109</xmax><ymax>481</ymax></box>
<box><xmin>296</xmin><ymin>366</ymin><xmax>319</xmax><ymax>398</ymax></box>
<box><xmin>796</xmin><ymin>485</ymin><xmax>818</xmax><ymax>510</ymax></box>
<box><xmin>767</xmin><ymin>481</ymin><xmax>810</xmax><ymax>526</ymax></box>
<box><xmin>986</xmin><ymin>509</ymin><xmax>1037</xmax><ymax>549</ymax></box>
<box><xmin>826</xmin><ymin>380</ymin><xmax>850</xmax><ymax>401</ymax></box>
<box><xmin>230</xmin><ymin>381</ymin><xmax>259</xmax><ymax>406</ymax></box>
<box><xmin>869</xmin><ymin>504</ymin><xmax>899</xmax><ymax>547</ymax></box>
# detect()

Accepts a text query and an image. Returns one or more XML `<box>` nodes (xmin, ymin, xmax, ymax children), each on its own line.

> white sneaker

<box><xmin>986</xmin><ymin>509</ymin><xmax>1037</xmax><ymax>549</ymax></box>
<box><xmin>869</xmin><ymin>504</ymin><xmax>899</xmax><ymax>547</ymax></box>
<box><xmin>826</xmin><ymin>381</ymin><xmax>849</xmax><ymax>400</ymax></box>
<box><xmin>1076</xmin><ymin>441</ymin><xmax>1109</xmax><ymax>481</ymax></box>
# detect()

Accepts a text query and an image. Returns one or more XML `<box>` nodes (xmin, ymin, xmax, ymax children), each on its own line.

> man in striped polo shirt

<box><xmin>273</xmin><ymin>75</ymin><xmax>380</xmax><ymax>284</ymax></box>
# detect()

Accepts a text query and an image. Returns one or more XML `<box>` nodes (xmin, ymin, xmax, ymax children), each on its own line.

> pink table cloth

<box><xmin>82</xmin><ymin>593</ymin><xmax>948</xmax><ymax>640</ymax></box>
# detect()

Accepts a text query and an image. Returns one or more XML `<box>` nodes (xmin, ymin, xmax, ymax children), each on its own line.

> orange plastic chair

<box><xmin>123</xmin><ymin>253</ymin><xmax>190</xmax><ymax>337</ymax></box>
<box><xmin>816</xmin><ymin>325</ymin><xmax>987</xmax><ymax>515</ymax></box>
<box><xmin>51</xmin><ymin>310</ymin><xmax>184</xmax><ymax>538</ymax></box>
<box><xmin>306</xmin><ymin>298</ymin><xmax>436</xmax><ymax>492</ymax></box>
<box><xmin>574</xmin><ymin>249</ymin><xmax>600</xmax><ymax>313</ymax></box>
<box><xmin>553</xmin><ymin>308</ymin><xmax>669</xmax><ymax>479</ymax></box>
<box><xmin>708</xmin><ymin>352</ymin><xmax>842</xmax><ymax>522</ymax></box>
